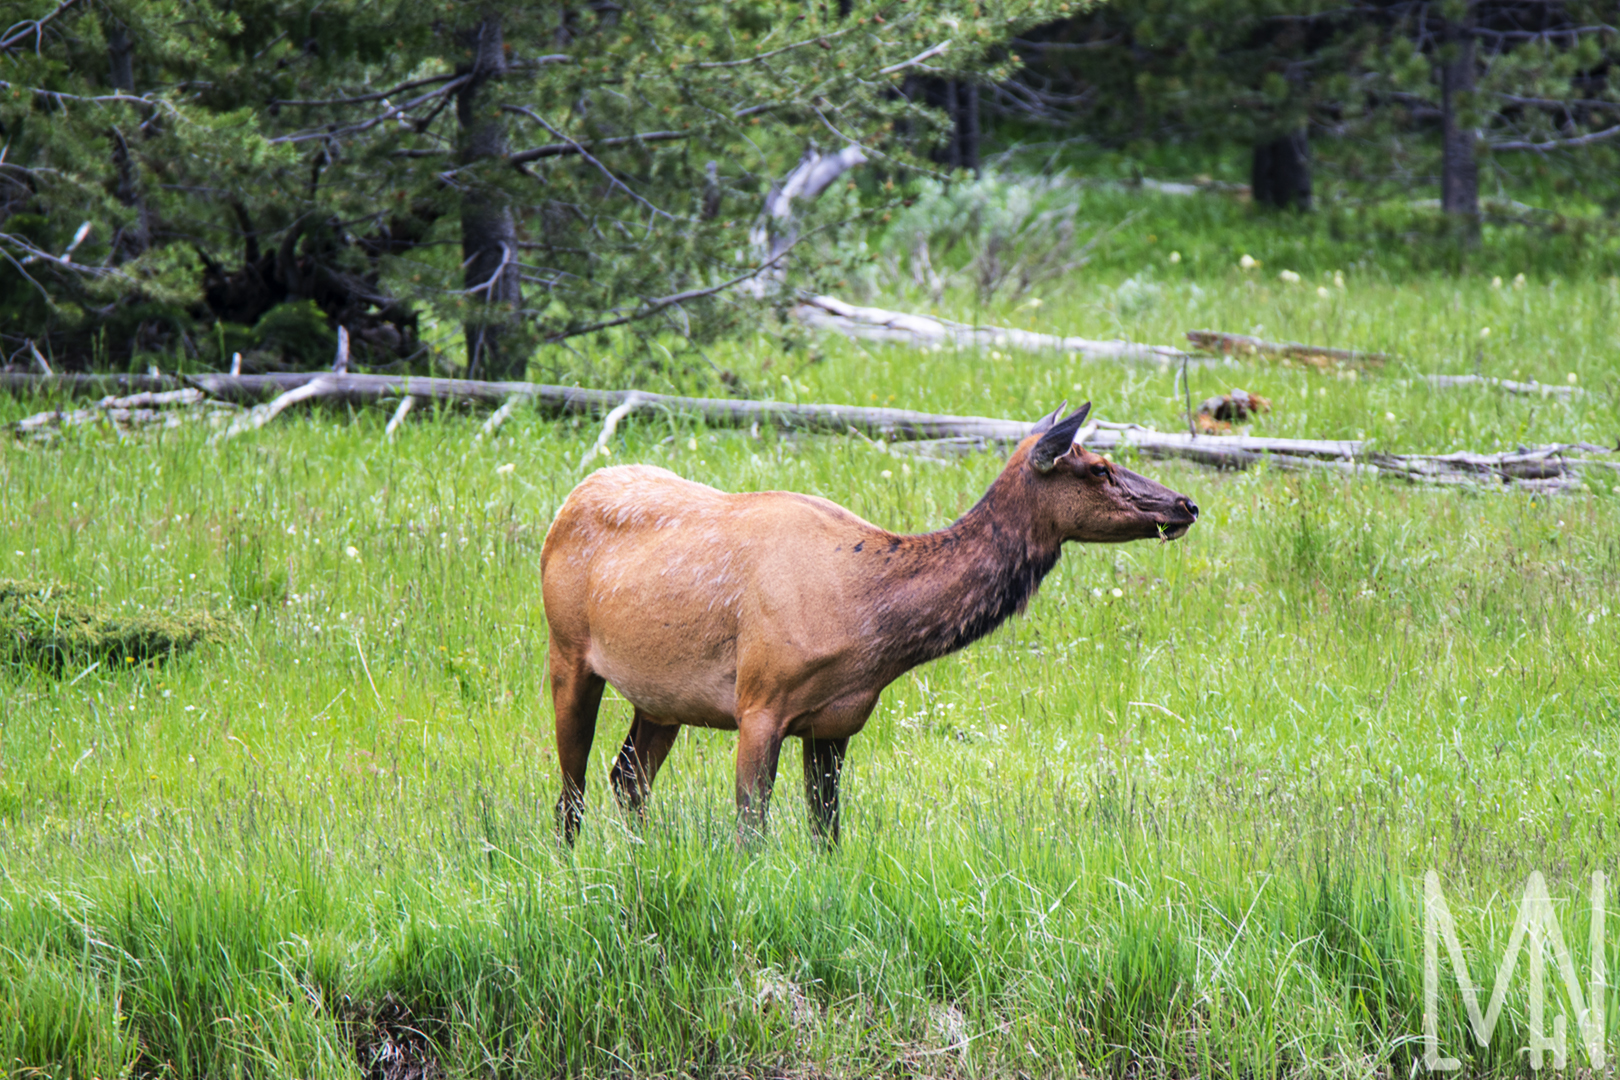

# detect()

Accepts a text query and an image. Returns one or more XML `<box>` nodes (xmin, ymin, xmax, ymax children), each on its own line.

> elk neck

<box><xmin>860</xmin><ymin>463</ymin><xmax>1063</xmax><ymax>674</ymax></box>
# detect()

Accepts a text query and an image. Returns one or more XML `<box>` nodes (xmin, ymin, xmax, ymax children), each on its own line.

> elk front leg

<box><xmin>734</xmin><ymin>710</ymin><xmax>787</xmax><ymax>844</ymax></box>
<box><xmin>801</xmin><ymin>736</ymin><xmax>849</xmax><ymax>846</ymax></box>
<box><xmin>551</xmin><ymin>648</ymin><xmax>606</xmax><ymax>846</ymax></box>
<box><xmin>610</xmin><ymin>709</ymin><xmax>681</xmax><ymax>819</ymax></box>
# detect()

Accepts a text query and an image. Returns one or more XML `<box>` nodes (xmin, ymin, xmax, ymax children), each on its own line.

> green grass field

<box><xmin>3</xmin><ymin>187</ymin><xmax>1619</xmax><ymax>1078</ymax></box>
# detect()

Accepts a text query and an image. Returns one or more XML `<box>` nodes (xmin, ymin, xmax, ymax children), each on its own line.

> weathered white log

<box><xmin>796</xmin><ymin>295</ymin><xmax>1192</xmax><ymax>363</ymax></box>
<box><xmin>96</xmin><ymin>388</ymin><xmax>208</xmax><ymax>409</ymax></box>
<box><xmin>4</xmin><ymin>371</ymin><xmax>1026</xmax><ymax>438</ymax></box>
<box><xmin>888</xmin><ymin>426</ymin><xmax>1615</xmax><ymax>493</ymax></box>
<box><xmin>13</xmin><ymin>386</ymin><xmax>239</xmax><ymax>439</ymax></box>
<box><xmin>7</xmin><ymin>371</ymin><xmax>1613</xmax><ymax>492</ymax></box>
<box><xmin>1422</xmin><ymin>374</ymin><xmax>1581</xmax><ymax>398</ymax></box>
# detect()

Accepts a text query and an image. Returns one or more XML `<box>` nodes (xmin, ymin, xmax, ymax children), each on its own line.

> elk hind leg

<box><xmin>802</xmin><ymin>736</ymin><xmax>849</xmax><ymax>846</ymax></box>
<box><xmin>551</xmin><ymin>650</ymin><xmax>606</xmax><ymax>846</ymax></box>
<box><xmin>611</xmin><ymin>709</ymin><xmax>681</xmax><ymax>820</ymax></box>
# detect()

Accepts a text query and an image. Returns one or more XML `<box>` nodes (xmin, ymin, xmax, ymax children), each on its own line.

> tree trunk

<box><xmin>1250</xmin><ymin>129</ymin><xmax>1310</xmax><ymax>210</ymax></box>
<box><xmin>1439</xmin><ymin>14</ymin><xmax>1479</xmax><ymax>240</ymax></box>
<box><xmin>957</xmin><ymin>81</ymin><xmax>980</xmax><ymax>176</ymax></box>
<box><xmin>108</xmin><ymin>22</ymin><xmax>134</xmax><ymax>91</ymax></box>
<box><xmin>106</xmin><ymin>21</ymin><xmax>151</xmax><ymax>261</ymax></box>
<box><xmin>922</xmin><ymin>79</ymin><xmax>980</xmax><ymax>174</ymax></box>
<box><xmin>939</xmin><ymin>80</ymin><xmax>961</xmax><ymax>167</ymax></box>
<box><xmin>457</xmin><ymin>13</ymin><xmax>524</xmax><ymax>381</ymax></box>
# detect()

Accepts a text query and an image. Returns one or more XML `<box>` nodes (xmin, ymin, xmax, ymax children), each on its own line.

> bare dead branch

<box><xmin>1496</xmin><ymin>94</ymin><xmax>1620</xmax><ymax>114</ymax></box>
<box><xmin>503</xmin><ymin>106</ymin><xmax>676</xmax><ymax>220</ymax></box>
<box><xmin>267</xmin><ymin>76</ymin><xmax>469</xmax><ymax>145</ymax></box>
<box><xmin>579</xmin><ymin>392</ymin><xmax>643</xmax><ymax>466</ymax></box>
<box><xmin>503</xmin><ymin>129</ymin><xmax>692</xmax><ymax>169</ymax></box>
<box><xmin>0</xmin><ymin>230</ymin><xmax>137</xmax><ymax>282</ymax></box>
<box><xmin>1491</xmin><ymin>122</ymin><xmax>1620</xmax><ymax>152</ymax></box>
<box><xmin>271</xmin><ymin>72</ymin><xmax>461</xmax><ymax>108</ymax></box>
<box><xmin>384</xmin><ymin>394</ymin><xmax>417</xmax><ymax>441</ymax></box>
<box><xmin>0</xmin><ymin>0</ymin><xmax>80</xmax><ymax>54</ymax></box>
<box><xmin>211</xmin><ymin>377</ymin><xmax>336</xmax><ymax>442</ymax></box>
<box><xmin>472</xmin><ymin>397</ymin><xmax>519</xmax><ymax>447</ymax></box>
<box><xmin>798</xmin><ymin>295</ymin><xmax>1191</xmax><ymax>363</ymax></box>
<box><xmin>880</xmin><ymin>41</ymin><xmax>952</xmax><ymax>76</ymax></box>
<box><xmin>543</xmin><ymin>235</ymin><xmax>804</xmax><ymax>344</ymax></box>
<box><xmin>0</xmin><ymin>78</ymin><xmax>173</xmax><ymax>110</ymax></box>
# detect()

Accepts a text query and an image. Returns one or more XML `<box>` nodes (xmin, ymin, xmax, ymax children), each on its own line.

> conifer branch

<box><xmin>0</xmin><ymin>0</ymin><xmax>80</xmax><ymax>54</ymax></box>
<box><xmin>505</xmin><ymin>129</ymin><xmax>693</xmax><ymax>166</ymax></box>
<box><xmin>502</xmin><ymin>106</ymin><xmax>678</xmax><ymax>221</ymax></box>
<box><xmin>268</xmin><ymin>76</ymin><xmax>470</xmax><ymax>144</ymax></box>
<box><xmin>542</xmin><ymin>235</ymin><xmax>806</xmax><ymax>345</ymax></box>
<box><xmin>690</xmin><ymin>28</ymin><xmax>857</xmax><ymax>69</ymax></box>
<box><xmin>0</xmin><ymin>79</ymin><xmax>175</xmax><ymax>111</ymax></box>
<box><xmin>1491</xmin><ymin>123</ymin><xmax>1620</xmax><ymax>152</ymax></box>
<box><xmin>270</xmin><ymin>73</ymin><xmax>463</xmax><ymax>108</ymax></box>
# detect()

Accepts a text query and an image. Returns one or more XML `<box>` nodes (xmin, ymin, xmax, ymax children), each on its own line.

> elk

<box><xmin>540</xmin><ymin>402</ymin><xmax>1198</xmax><ymax>844</ymax></box>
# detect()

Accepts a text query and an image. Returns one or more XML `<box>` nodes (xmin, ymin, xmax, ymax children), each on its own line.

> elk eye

<box><xmin>1089</xmin><ymin>464</ymin><xmax>1108</xmax><ymax>477</ymax></box>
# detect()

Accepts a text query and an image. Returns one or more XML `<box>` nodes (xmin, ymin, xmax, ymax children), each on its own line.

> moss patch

<box><xmin>1</xmin><ymin>579</ymin><xmax>224</xmax><ymax>675</ymax></box>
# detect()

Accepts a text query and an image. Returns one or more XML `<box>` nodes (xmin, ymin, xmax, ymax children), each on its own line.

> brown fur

<box><xmin>540</xmin><ymin>404</ymin><xmax>1198</xmax><ymax>844</ymax></box>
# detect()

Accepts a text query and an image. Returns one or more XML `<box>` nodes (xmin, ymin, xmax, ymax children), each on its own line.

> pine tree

<box><xmin>1002</xmin><ymin>1</ymin><xmax>1363</xmax><ymax>209</ymax></box>
<box><xmin>2</xmin><ymin>1</ymin><xmax>1074</xmax><ymax>376</ymax></box>
<box><xmin>1361</xmin><ymin>1</ymin><xmax>1620</xmax><ymax>241</ymax></box>
<box><xmin>999</xmin><ymin>2</ymin><xmax>1619</xmax><ymax>226</ymax></box>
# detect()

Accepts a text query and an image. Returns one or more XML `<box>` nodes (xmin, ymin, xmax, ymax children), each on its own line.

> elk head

<box><xmin>1024</xmin><ymin>402</ymin><xmax>1199</xmax><ymax>543</ymax></box>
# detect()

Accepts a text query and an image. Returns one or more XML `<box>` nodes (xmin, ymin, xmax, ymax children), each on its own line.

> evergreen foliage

<box><xmin>2</xmin><ymin>1</ymin><xmax>1072</xmax><ymax>376</ymax></box>
<box><xmin>1004</xmin><ymin>2</ymin><xmax>1620</xmax><ymax>218</ymax></box>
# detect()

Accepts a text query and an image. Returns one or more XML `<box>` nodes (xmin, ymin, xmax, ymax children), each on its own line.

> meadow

<box><xmin>2</xmin><ymin>182</ymin><xmax>1619</xmax><ymax>1078</ymax></box>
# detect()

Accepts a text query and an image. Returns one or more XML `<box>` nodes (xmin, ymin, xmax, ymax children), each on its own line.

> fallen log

<box><xmin>1186</xmin><ymin>330</ymin><xmax>1388</xmax><ymax>368</ymax></box>
<box><xmin>14</xmin><ymin>386</ymin><xmax>241</xmax><ymax>440</ymax></box>
<box><xmin>1422</xmin><ymin>374</ymin><xmax>1581</xmax><ymax>398</ymax></box>
<box><xmin>796</xmin><ymin>295</ymin><xmax>1192</xmax><ymax>363</ymax></box>
<box><xmin>8</xmin><ymin>371</ymin><xmax>1612</xmax><ymax>493</ymax></box>
<box><xmin>888</xmin><ymin>426</ymin><xmax>1615</xmax><ymax>493</ymax></box>
<box><xmin>889</xmin><ymin>427</ymin><xmax>1366</xmax><ymax>463</ymax></box>
<box><xmin>4</xmin><ymin>371</ymin><xmax>1028</xmax><ymax>440</ymax></box>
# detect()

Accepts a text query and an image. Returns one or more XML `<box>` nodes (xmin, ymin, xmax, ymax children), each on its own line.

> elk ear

<box><xmin>1029</xmin><ymin>402</ymin><xmax>1092</xmax><ymax>473</ymax></box>
<box><xmin>1029</xmin><ymin>400</ymin><xmax>1069</xmax><ymax>436</ymax></box>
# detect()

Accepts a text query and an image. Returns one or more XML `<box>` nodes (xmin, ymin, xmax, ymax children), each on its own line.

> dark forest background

<box><xmin>3</xmin><ymin>0</ymin><xmax>1616</xmax><ymax>380</ymax></box>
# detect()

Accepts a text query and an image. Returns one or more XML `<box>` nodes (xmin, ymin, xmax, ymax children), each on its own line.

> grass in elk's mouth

<box><xmin>1</xmin><ymin>223</ymin><xmax>1617</xmax><ymax>1077</ymax></box>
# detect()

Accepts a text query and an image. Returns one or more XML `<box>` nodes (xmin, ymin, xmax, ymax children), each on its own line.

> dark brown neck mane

<box><xmin>862</xmin><ymin>465</ymin><xmax>1062</xmax><ymax>674</ymax></box>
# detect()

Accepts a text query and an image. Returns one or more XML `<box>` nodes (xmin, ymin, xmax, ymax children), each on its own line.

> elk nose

<box><xmin>1179</xmin><ymin>498</ymin><xmax>1199</xmax><ymax>519</ymax></box>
